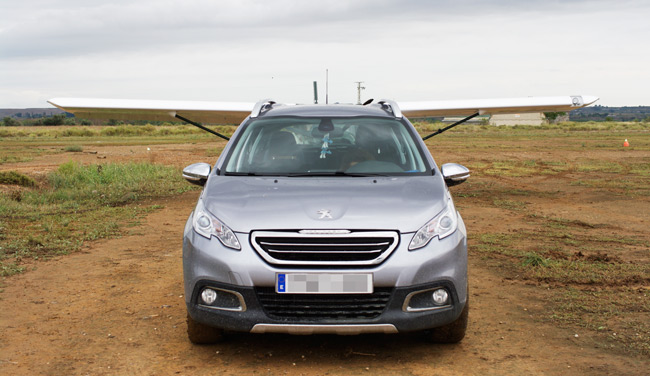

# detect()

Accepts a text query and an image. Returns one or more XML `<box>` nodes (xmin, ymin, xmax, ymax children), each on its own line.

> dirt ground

<box><xmin>1</xmin><ymin>138</ymin><xmax>648</xmax><ymax>375</ymax></box>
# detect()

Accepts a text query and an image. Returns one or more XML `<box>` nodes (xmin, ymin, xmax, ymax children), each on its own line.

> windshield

<box><xmin>223</xmin><ymin>116</ymin><xmax>429</xmax><ymax>176</ymax></box>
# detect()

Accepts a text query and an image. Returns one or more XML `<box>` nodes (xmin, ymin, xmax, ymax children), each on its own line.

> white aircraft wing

<box><xmin>398</xmin><ymin>95</ymin><xmax>599</xmax><ymax>117</ymax></box>
<box><xmin>47</xmin><ymin>98</ymin><xmax>255</xmax><ymax>124</ymax></box>
<box><xmin>49</xmin><ymin>95</ymin><xmax>599</xmax><ymax>124</ymax></box>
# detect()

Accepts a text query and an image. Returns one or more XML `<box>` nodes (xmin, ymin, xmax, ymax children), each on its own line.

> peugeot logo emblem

<box><xmin>317</xmin><ymin>209</ymin><xmax>333</xmax><ymax>219</ymax></box>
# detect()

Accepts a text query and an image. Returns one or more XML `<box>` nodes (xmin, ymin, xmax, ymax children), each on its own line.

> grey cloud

<box><xmin>0</xmin><ymin>0</ymin><xmax>632</xmax><ymax>59</ymax></box>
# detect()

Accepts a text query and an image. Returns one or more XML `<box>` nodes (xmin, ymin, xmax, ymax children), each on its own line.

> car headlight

<box><xmin>409</xmin><ymin>196</ymin><xmax>458</xmax><ymax>250</ymax></box>
<box><xmin>192</xmin><ymin>199</ymin><xmax>241</xmax><ymax>250</ymax></box>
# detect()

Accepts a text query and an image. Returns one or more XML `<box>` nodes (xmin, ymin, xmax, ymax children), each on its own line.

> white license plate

<box><xmin>276</xmin><ymin>273</ymin><xmax>373</xmax><ymax>294</ymax></box>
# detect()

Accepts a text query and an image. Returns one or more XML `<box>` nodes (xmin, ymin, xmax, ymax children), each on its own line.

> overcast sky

<box><xmin>1</xmin><ymin>0</ymin><xmax>648</xmax><ymax>108</ymax></box>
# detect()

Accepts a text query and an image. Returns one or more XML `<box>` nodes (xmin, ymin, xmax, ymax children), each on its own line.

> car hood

<box><xmin>202</xmin><ymin>175</ymin><xmax>449</xmax><ymax>233</ymax></box>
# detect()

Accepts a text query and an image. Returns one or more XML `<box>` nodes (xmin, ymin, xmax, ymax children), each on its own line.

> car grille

<box><xmin>250</xmin><ymin>231</ymin><xmax>399</xmax><ymax>266</ymax></box>
<box><xmin>256</xmin><ymin>287</ymin><xmax>392</xmax><ymax>320</ymax></box>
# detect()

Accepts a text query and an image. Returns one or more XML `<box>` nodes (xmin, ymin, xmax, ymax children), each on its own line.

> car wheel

<box><xmin>186</xmin><ymin>313</ymin><xmax>226</xmax><ymax>344</ymax></box>
<box><xmin>425</xmin><ymin>296</ymin><xmax>469</xmax><ymax>344</ymax></box>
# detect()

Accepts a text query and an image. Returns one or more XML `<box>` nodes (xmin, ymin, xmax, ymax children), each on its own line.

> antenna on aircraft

<box><xmin>313</xmin><ymin>81</ymin><xmax>318</xmax><ymax>104</ymax></box>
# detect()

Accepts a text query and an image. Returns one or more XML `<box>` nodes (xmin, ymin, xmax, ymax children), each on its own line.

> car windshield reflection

<box><xmin>223</xmin><ymin>117</ymin><xmax>429</xmax><ymax>176</ymax></box>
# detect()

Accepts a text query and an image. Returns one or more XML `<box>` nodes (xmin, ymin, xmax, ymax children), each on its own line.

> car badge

<box><xmin>317</xmin><ymin>209</ymin><xmax>333</xmax><ymax>219</ymax></box>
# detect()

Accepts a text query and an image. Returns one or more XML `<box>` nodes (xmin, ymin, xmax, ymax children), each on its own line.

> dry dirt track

<box><xmin>0</xmin><ymin>193</ymin><xmax>644</xmax><ymax>375</ymax></box>
<box><xmin>1</xmin><ymin>141</ymin><xmax>649</xmax><ymax>375</ymax></box>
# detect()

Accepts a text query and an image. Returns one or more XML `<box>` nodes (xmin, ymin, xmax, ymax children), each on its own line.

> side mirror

<box><xmin>182</xmin><ymin>163</ymin><xmax>212</xmax><ymax>186</ymax></box>
<box><xmin>441</xmin><ymin>163</ymin><xmax>470</xmax><ymax>187</ymax></box>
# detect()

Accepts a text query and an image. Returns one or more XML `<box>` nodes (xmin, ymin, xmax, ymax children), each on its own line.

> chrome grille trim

<box><xmin>251</xmin><ymin>230</ymin><xmax>399</xmax><ymax>266</ymax></box>
<box><xmin>266</xmin><ymin>249</ymin><xmax>384</xmax><ymax>254</ymax></box>
<box><xmin>259</xmin><ymin>242</ymin><xmax>390</xmax><ymax>247</ymax></box>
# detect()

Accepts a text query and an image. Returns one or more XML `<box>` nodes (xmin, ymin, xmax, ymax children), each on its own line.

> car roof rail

<box><xmin>251</xmin><ymin>99</ymin><xmax>276</xmax><ymax>118</ymax></box>
<box><xmin>377</xmin><ymin>99</ymin><xmax>403</xmax><ymax>119</ymax></box>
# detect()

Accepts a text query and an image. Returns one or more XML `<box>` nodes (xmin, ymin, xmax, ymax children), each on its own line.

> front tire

<box><xmin>425</xmin><ymin>298</ymin><xmax>469</xmax><ymax>343</ymax></box>
<box><xmin>186</xmin><ymin>313</ymin><xmax>226</xmax><ymax>344</ymax></box>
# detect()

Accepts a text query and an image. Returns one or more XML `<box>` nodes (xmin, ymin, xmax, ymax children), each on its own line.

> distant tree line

<box><xmin>569</xmin><ymin>105</ymin><xmax>650</xmax><ymax>122</ymax></box>
<box><xmin>2</xmin><ymin>113</ymin><xmax>85</xmax><ymax>126</ymax></box>
<box><xmin>1</xmin><ymin>113</ymin><xmax>183</xmax><ymax>127</ymax></box>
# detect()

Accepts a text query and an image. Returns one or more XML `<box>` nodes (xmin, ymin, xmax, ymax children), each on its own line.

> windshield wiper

<box><xmin>225</xmin><ymin>171</ymin><xmax>390</xmax><ymax>177</ymax></box>
<box><xmin>224</xmin><ymin>172</ymin><xmax>265</xmax><ymax>176</ymax></box>
<box><xmin>338</xmin><ymin>172</ymin><xmax>390</xmax><ymax>177</ymax></box>
<box><xmin>286</xmin><ymin>171</ymin><xmax>389</xmax><ymax>177</ymax></box>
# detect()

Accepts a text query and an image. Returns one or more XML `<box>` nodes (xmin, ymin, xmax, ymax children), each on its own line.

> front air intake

<box><xmin>256</xmin><ymin>287</ymin><xmax>392</xmax><ymax>320</ymax></box>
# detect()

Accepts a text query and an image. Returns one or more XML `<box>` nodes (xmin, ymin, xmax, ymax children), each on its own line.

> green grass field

<box><xmin>0</xmin><ymin>161</ymin><xmax>199</xmax><ymax>277</ymax></box>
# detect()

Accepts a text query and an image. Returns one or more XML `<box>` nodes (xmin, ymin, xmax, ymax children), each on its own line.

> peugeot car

<box><xmin>181</xmin><ymin>100</ymin><xmax>470</xmax><ymax>343</ymax></box>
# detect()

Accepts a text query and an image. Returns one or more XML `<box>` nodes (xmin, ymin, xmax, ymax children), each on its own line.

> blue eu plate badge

<box><xmin>277</xmin><ymin>273</ymin><xmax>286</xmax><ymax>292</ymax></box>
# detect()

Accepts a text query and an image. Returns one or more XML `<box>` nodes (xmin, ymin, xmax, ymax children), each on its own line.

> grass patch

<box><xmin>522</xmin><ymin>252</ymin><xmax>549</xmax><ymax>267</ymax></box>
<box><xmin>492</xmin><ymin>199</ymin><xmax>527</xmax><ymax>211</ymax></box>
<box><xmin>483</xmin><ymin>160</ymin><xmax>539</xmax><ymax>177</ymax></box>
<box><xmin>629</xmin><ymin>161</ymin><xmax>650</xmax><ymax>176</ymax></box>
<box><xmin>0</xmin><ymin>154</ymin><xmax>34</xmax><ymax>165</ymax></box>
<box><xmin>414</xmin><ymin>120</ymin><xmax>650</xmax><ymax>135</ymax></box>
<box><xmin>0</xmin><ymin>146</ymin><xmax>57</xmax><ymax>165</ymax></box>
<box><xmin>548</xmin><ymin>287</ymin><xmax>650</xmax><ymax>356</ymax></box>
<box><xmin>570</xmin><ymin>178</ymin><xmax>650</xmax><ymax>195</ymax></box>
<box><xmin>0</xmin><ymin>262</ymin><xmax>25</xmax><ymax>277</ymax></box>
<box><xmin>0</xmin><ymin>161</ymin><xmax>198</xmax><ymax>276</ymax></box>
<box><xmin>205</xmin><ymin>146</ymin><xmax>225</xmax><ymax>158</ymax></box>
<box><xmin>64</xmin><ymin>144</ymin><xmax>83</xmax><ymax>152</ymax></box>
<box><xmin>576</xmin><ymin>160</ymin><xmax>624</xmax><ymax>173</ymax></box>
<box><xmin>542</xmin><ymin>216</ymin><xmax>597</xmax><ymax>230</ymax></box>
<box><xmin>0</xmin><ymin>171</ymin><xmax>36</xmax><ymax>187</ymax></box>
<box><xmin>0</xmin><ymin>124</ymin><xmax>237</xmax><ymax>139</ymax></box>
<box><xmin>526</xmin><ymin>258</ymin><xmax>647</xmax><ymax>285</ymax></box>
<box><xmin>475</xmin><ymin>228</ymin><xmax>649</xmax><ymax>286</ymax></box>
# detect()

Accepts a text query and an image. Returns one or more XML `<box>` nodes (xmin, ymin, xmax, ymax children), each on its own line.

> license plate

<box><xmin>276</xmin><ymin>273</ymin><xmax>373</xmax><ymax>294</ymax></box>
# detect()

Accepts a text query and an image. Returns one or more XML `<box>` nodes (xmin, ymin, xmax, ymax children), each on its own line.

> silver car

<box><xmin>181</xmin><ymin>101</ymin><xmax>470</xmax><ymax>343</ymax></box>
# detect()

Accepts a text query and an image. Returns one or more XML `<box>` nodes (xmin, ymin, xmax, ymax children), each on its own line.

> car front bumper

<box><xmin>187</xmin><ymin>279</ymin><xmax>465</xmax><ymax>334</ymax></box>
<box><xmin>182</xmin><ymin>213</ymin><xmax>468</xmax><ymax>334</ymax></box>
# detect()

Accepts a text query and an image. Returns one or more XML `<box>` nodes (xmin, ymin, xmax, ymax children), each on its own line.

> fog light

<box><xmin>201</xmin><ymin>288</ymin><xmax>217</xmax><ymax>305</ymax></box>
<box><xmin>432</xmin><ymin>289</ymin><xmax>449</xmax><ymax>305</ymax></box>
